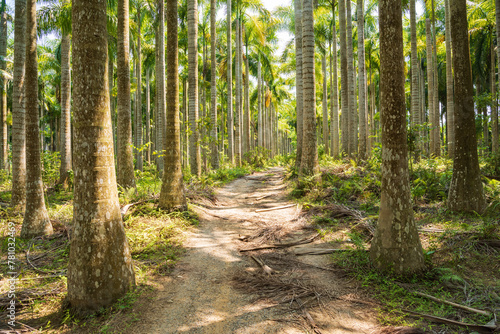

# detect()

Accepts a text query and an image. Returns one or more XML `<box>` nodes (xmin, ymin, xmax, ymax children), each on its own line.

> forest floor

<box><xmin>82</xmin><ymin>167</ymin><xmax>383</xmax><ymax>333</ymax></box>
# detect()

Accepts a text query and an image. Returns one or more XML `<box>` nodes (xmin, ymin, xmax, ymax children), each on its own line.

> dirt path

<box><xmin>124</xmin><ymin>167</ymin><xmax>381</xmax><ymax>333</ymax></box>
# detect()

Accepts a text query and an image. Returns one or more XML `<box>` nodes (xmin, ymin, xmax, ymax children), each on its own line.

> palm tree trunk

<box><xmin>321</xmin><ymin>55</ymin><xmax>329</xmax><ymax>155</ymax></box>
<box><xmin>244</xmin><ymin>32</ymin><xmax>250</xmax><ymax>158</ymax></box>
<box><xmin>21</xmin><ymin>0</ymin><xmax>52</xmax><ymax>238</ymax></box>
<box><xmin>339</xmin><ymin>0</ymin><xmax>348</xmax><ymax>156</ymax></box>
<box><xmin>294</xmin><ymin>0</ymin><xmax>304</xmax><ymax>169</ymax></box>
<box><xmin>410</xmin><ymin>0</ymin><xmax>420</xmax><ymax>159</ymax></box>
<box><xmin>432</xmin><ymin>0</ymin><xmax>440</xmax><ymax>157</ymax></box>
<box><xmin>445</xmin><ymin>0</ymin><xmax>454</xmax><ymax>158</ymax></box>
<box><xmin>117</xmin><ymin>0</ymin><xmax>136</xmax><ymax>187</ymax></box>
<box><xmin>357</xmin><ymin>0</ymin><xmax>366</xmax><ymax>160</ymax></box>
<box><xmin>234</xmin><ymin>17</ymin><xmax>241</xmax><ymax>166</ymax></box>
<box><xmin>210</xmin><ymin>0</ymin><xmax>218</xmax><ymax>169</ymax></box>
<box><xmin>68</xmin><ymin>0</ymin><xmax>135</xmax><ymax>313</ymax></box>
<box><xmin>11</xmin><ymin>0</ymin><xmax>27</xmax><ymax>210</ymax></box>
<box><xmin>300</xmin><ymin>0</ymin><xmax>318</xmax><ymax>177</ymax></box>
<box><xmin>447</xmin><ymin>0</ymin><xmax>485</xmax><ymax>213</ymax></box>
<box><xmin>330</xmin><ymin>16</ymin><xmax>339</xmax><ymax>158</ymax></box>
<box><xmin>492</xmin><ymin>27</ymin><xmax>498</xmax><ymax>155</ymax></box>
<box><xmin>494</xmin><ymin>0</ymin><xmax>500</xmax><ymax>156</ymax></box>
<box><xmin>188</xmin><ymin>0</ymin><xmax>200</xmax><ymax>176</ymax></box>
<box><xmin>346</xmin><ymin>0</ymin><xmax>356</xmax><ymax>157</ymax></box>
<box><xmin>135</xmin><ymin>5</ymin><xmax>143</xmax><ymax>172</ymax></box>
<box><xmin>156</xmin><ymin>0</ymin><xmax>166</xmax><ymax>172</ymax></box>
<box><xmin>145</xmin><ymin>68</ymin><xmax>151</xmax><ymax>163</ymax></box>
<box><xmin>257</xmin><ymin>58</ymin><xmax>263</xmax><ymax>147</ymax></box>
<box><xmin>370</xmin><ymin>0</ymin><xmax>425</xmax><ymax>274</ymax></box>
<box><xmin>227</xmin><ymin>0</ymin><xmax>234</xmax><ymax>163</ymax></box>
<box><xmin>0</xmin><ymin>3</ymin><xmax>7</xmax><ymax>170</ymax></box>
<box><xmin>58</xmin><ymin>33</ymin><xmax>72</xmax><ymax>187</ymax></box>
<box><xmin>160</xmin><ymin>0</ymin><xmax>187</xmax><ymax>212</ymax></box>
<box><xmin>425</xmin><ymin>18</ymin><xmax>434</xmax><ymax>157</ymax></box>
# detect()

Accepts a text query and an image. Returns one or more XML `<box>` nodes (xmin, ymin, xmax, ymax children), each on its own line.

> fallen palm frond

<box><xmin>251</xmin><ymin>256</ymin><xmax>277</xmax><ymax>275</ymax></box>
<box><xmin>411</xmin><ymin>290</ymin><xmax>492</xmax><ymax>317</ymax></box>
<box><xmin>305</xmin><ymin>204</ymin><xmax>364</xmax><ymax>220</ymax></box>
<box><xmin>239</xmin><ymin>233</ymin><xmax>320</xmax><ymax>252</ymax></box>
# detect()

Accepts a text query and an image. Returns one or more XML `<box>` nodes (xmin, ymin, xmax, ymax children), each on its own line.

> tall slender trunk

<box><xmin>160</xmin><ymin>0</ymin><xmax>187</xmax><ymax>211</ymax></box>
<box><xmin>58</xmin><ymin>33</ymin><xmax>72</xmax><ymax>187</ymax></box>
<box><xmin>188</xmin><ymin>0</ymin><xmax>200</xmax><ymax>176</ymax></box>
<box><xmin>244</xmin><ymin>32</ymin><xmax>250</xmax><ymax>158</ymax></box>
<box><xmin>494</xmin><ymin>0</ymin><xmax>500</xmax><ymax>155</ymax></box>
<box><xmin>145</xmin><ymin>68</ymin><xmax>151</xmax><ymax>163</ymax></box>
<box><xmin>156</xmin><ymin>0</ymin><xmax>166</xmax><ymax>172</ymax></box>
<box><xmin>68</xmin><ymin>0</ymin><xmax>135</xmax><ymax>313</ymax></box>
<box><xmin>357</xmin><ymin>0</ymin><xmax>366</xmax><ymax>160</ymax></box>
<box><xmin>210</xmin><ymin>0</ymin><xmax>218</xmax><ymax>169</ymax></box>
<box><xmin>370</xmin><ymin>0</ymin><xmax>425</xmax><ymax>274</ymax></box>
<box><xmin>11</xmin><ymin>0</ymin><xmax>27</xmax><ymax>210</ymax></box>
<box><xmin>0</xmin><ymin>3</ymin><xmax>7</xmax><ymax>170</ymax></box>
<box><xmin>321</xmin><ymin>55</ymin><xmax>329</xmax><ymax>155</ymax></box>
<box><xmin>117</xmin><ymin>0</ymin><xmax>136</xmax><ymax>187</ymax></box>
<box><xmin>135</xmin><ymin>5</ymin><xmax>143</xmax><ymax>171</ymax></box>
<box><xmin>300</xmin><ymin>0</ymin><xmax>318</xmax><ymax>177</ymax></box>
<box><xmin>330</xmin><ymin>15</ymin><xmax>339</xmax><ymax>158</ymax></box>
<box><xmin>227</xmin><ymin>0</ymin><xmax>234</xmax><ymax>163</ymax></box>
<box><xmin>339</xmin><ymin>0</ymin><xmax>348</xmax><ymax>156</ymax></box>
<box><xmin>425</xmin><ymin>18</ymin><xmax>434</xmax><ymax>157</ymax></box>
<box><xmin>257</xmin><ymin>59</ymin><xmax>263</xmax><ymax>147</ymax></box>
<box><xmin>432</xmin><ymin>0</ymin><xmax>440</xmax><ymax>157</ymax></box>
<box><xmin>201</xmin><ymin>31</ymin><xmax>208</xmax><ymax>171</ymax></box>
<box><xmin>294</xmin><ymin>0</ymin><xmax>304</xmax><ymax>169</ymax></box>
<box><xmin>234</xmin><ymin>17</ymin><xmax>241</xmax><ymax>165</ymax></box>
<box><xmin>448</xmin><ymin>0</ymin><xmax>485</xmax><ymax>213</ymax></box>
<box><xmin>421</xmin><ymin>62</ymin><xmax>427</xmax><ymax>154</ymax></box>
<box><xmin>445</xmin><ymin>0</ymin><xmax>455</xmax><ymax>158</ymax></box>
<box><xmin>346</xmin><ymin>0</ymin><xmax>356</xmax><ymax>156</ymax></box>
<box><xmin>21</xmin><ymin>0</ymin><xmax>52</xmax><ymax>238</ymax></box>
<box><xmin>410</xmin><ymin>0</ymin><xmax>420</xmax><ymax>158</ymax></box>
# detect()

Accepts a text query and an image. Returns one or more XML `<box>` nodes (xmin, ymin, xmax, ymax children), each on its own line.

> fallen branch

<box><xmin>412</xmin><ymin>291</ymin><xmax>492</xmax><ymax>317</ymax></box>
<box><xmin>255</xmin><ymin>194</ymin><xmax>272</xmax><ymax>201</ymax></box>
<box><xmin>403</xmin><ymin>309</ymin><xmax>498</xmax><ymax>333</ymax></box>
<box><xmin>294</xmin><ymin>248</ymin><xmax>357</xmax><ymax>256</ymax></box>
<box><xmin>250</xmin><ymin>256</ymin><xmax>277</xmax><ymax>275</ymax></box>
<box><xmin>240</xmin><ymin>233</ymin><xmax>319</xmax><ymax>252</ymax></box>
<box><xmin>256</xmin><ymin>204</ymin><xmax>296</xmax><ymax>213</ymax></box>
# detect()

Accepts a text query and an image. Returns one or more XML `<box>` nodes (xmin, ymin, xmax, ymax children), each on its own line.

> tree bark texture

<box><xmin>445</xmin><ymin>0</ymin><xmax>455</xmax><ymax>158</ymax></box>
<box><xmin>117</xmin><ymin>0</ymin><xmax>136</xmax><ymax>188</ymax></box>
<box><xmin>294</xmin><ymin>0</ymin><xmax>304</xmax><ymax>169</ymax></box>
<box><xmin>159</xmin><ymin>0</ymin><xmax>187</xmax><ymax>212</ymax></box>
<box><xmin>234</xmin><ymin>17</ymin><xmax>241</xmax><ymax>166</ymax></box>
<box><xmin>11</xmin><ymin>0</ymin><xmax>27</xmax><ymax>210</ymax></box>
<box><xmin>68</xmin><ymin>0</ymin><xmax>136</xmax><ymax>314</ymax></box>
<box><xmin>135</xmin><ymin>6</ymin><xmax>143</xmax><ymax>172</ymax></box>
<box><xmin>0</xmin><ymin>4</ymin><xmax>7</xmax><ymax>170</ymax></box>
<box><xmin>300</xmin><ymin>0</ymin><xmax>318</xmax><ymax>178</ymax></box>
<box><xmin>330</xmin><ymin>9</ymin><xmax>339</xmax><ymax>158</ymax></box>
<box><xmin>370</xmin><ymin>0</ymin><xmax>425</xmax><ymax>274</ymax></box>
<box><xmin>210</xmin><ymin>0</ymin><xmax>218</xmax><ymax>169</ymax></box>
<box><xmin>21</xmin><ymin>0</ymin><xmax>53</xmax><ymax>239</ymax></box>
<box><xmin>410</xmin><ymin>0</ymin><xmax>420</xmax><ymax>150</ymax></box>
<box><xmin>322</xmin><ymin>55</ymin><xmax>329</xmax><ymax>155</ymax></box>
<box><xmin>227</xmin><ymin>0</ymin><xmax>234</xmax><ymax>163</ymax></box>
<box><xmin>339</xmin><ymin>0</ymin><xmax>348</xmax><ymax>156</ymax></box>
<box><xmin>425</xmin><ymin>18</ymin><xmax>435</xmax><ymax>157</ymax></box>
<box><xmin>494</xmin><ymin>0</ymin><xmax>500</xmax><ymax>155</ymax></box>
<box><xmin>447</xmin><ymin>0</ymin><xmax>486</xmax><ymax>213</ymax></box>
<box><xmin>346</xmin><ymin>0</ymin><xmax>357</xmax><ymax>157</ymax></box>
<box><xmin>59</xmin><ymin>33</ymin><xmax>72</xmax><ymax>188</ymax></box>
<box><xmin>357</xmin><ymin>0</ymin><xmax>366</xmax><ymax>160</ymax></box>
<box><xmin>188</xmin><ymin>0</ymin><xmax>201</xmax><ymax>176</ymax></box>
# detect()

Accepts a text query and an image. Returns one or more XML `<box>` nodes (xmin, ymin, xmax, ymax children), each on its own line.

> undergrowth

<box><xmin>289</xmin><ymin>152</ymin><xmax>500</xmax><ymax>332</ymax></box>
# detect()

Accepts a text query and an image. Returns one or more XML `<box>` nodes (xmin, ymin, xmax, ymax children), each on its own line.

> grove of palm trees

<box><xmin>0</xmin><ymin>0</ymin><xmax>499</xmax><ymax>332</ymax></box>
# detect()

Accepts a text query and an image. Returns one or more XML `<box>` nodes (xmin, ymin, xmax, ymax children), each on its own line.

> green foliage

<box><xmin>41</xmin><ymin>151</ymin><xmax>62</xmax><ymax>186</ymax></box>
<box><xmin>243</xmin><ymin>147</ymin><xmax>270</xmax><ymax>168</ymax></box>
<box><xmin>410</xmin><ymin>158</ymin><xmax>453</xmax><ymax>203</ymax></box>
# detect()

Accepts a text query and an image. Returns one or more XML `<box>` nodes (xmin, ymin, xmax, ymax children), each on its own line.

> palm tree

<box><xmin>188</xmin><ymin>0</ymin><xmax>201</xmax><ymax>176</ymax></box>
<box><xmin>339</xmin><ymin>0</ymin><xmax>348</xmax><ymax>155</ymax></box>
<box><xmin>300</xmin><ymin>0</ymin><xmax>318</xmax><ymax>178</ymax></box>
<box><xmin>444</xmin><ymin>0</ymin><xmax>454</xmax><ymax>158</ymax></box>
<box><xmin>328</xmin><ymin>1</ymin><xmax>339</xmax><ymax>157</ymax></box>
<box><xmin>227</xmin><ymin>0</ymin><xmax>234</xmax><ymax>163</ymax></box>
<box><xmin>447</xmin><ymin>0</ymin><xmax>485</xmax><ymax>213</ymax></box>
<box><xmin>117</xmin><ymin>0</ymin><xmax>136</xmax><ymax>188</ymax></box>
<box><xmin>494</xmin><ymin>0</ymin><xmax>500</xmax><ymax>155</ymax></box>
<box><xmin>346</xmin><ymin>0</ymin><xmax>356</xmax><ymax>156</ymax></box>
<box><xmin>410</xmin><ymin>0</ymin><xmax>420</xmax><ymax>158</ymax></box>
<box><xmin>294</xmin><ymin>0</ymin><xmax>304</xmax><ymax>170</ymax></box>
<box><xmin>156</xmin><ymin>0</ymin><xmax>166</xmax><ymax>172</ymax></box>
<box><xmin>322</xmin><ymin>54</ymin><xmax>329</xmax><ymax>155</ymax></box>
<box><xmin>159</xmin><ymin>0</ymin><xmax>187</xmax><ymax>212</ymax></box>
<box><xmin>370</xmin><ymin>0</ymin><xmax>425</xmax><ymax>274</ymax></box>
<box><xmin>357</xmin><ymin>0</ymin><xmax>367</xmax><ymax>160</ymax></box>
<box><xmin>425</xmin><ymin>18</ymin><xmax>434</xmax><ymax>156</ymax></box>
<box><xmin>0</xmin><ymin>0</ymin><xmax>6</xmax><ymax>170</ymax></box>
<box><xmin>21</xmin><ymin>0</ymin><xmax>53</xmax><ymax>238</ymax></box>
<box><xmin>134</xmin><ymin>1</ymin><xmax>144</xmax><ymax>172</ymax></box>
<box><xmin>235</xmin><ymin>16</ymin><xmax>242</xmax><ymax>166</ymax></box>
<box><xmin>11</xmin><ymin>0</ymin><xmax>27</xmax><ymax>210</ymax></box>
<box><xmin>210</xmin><ymin>0</ymin><xmax>218</xmax><ymax>169</ymax></box>
<box><xmin>68</xmin><ymin>0</ymin><xmax>136</xmax><ymax>314</ymax></box>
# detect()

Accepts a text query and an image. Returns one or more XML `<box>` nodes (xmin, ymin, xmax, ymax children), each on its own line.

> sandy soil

<box><xmin>122</xmin><ymin>167</ymin><xmax>382</xmax><ymax>334</ymax></box>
